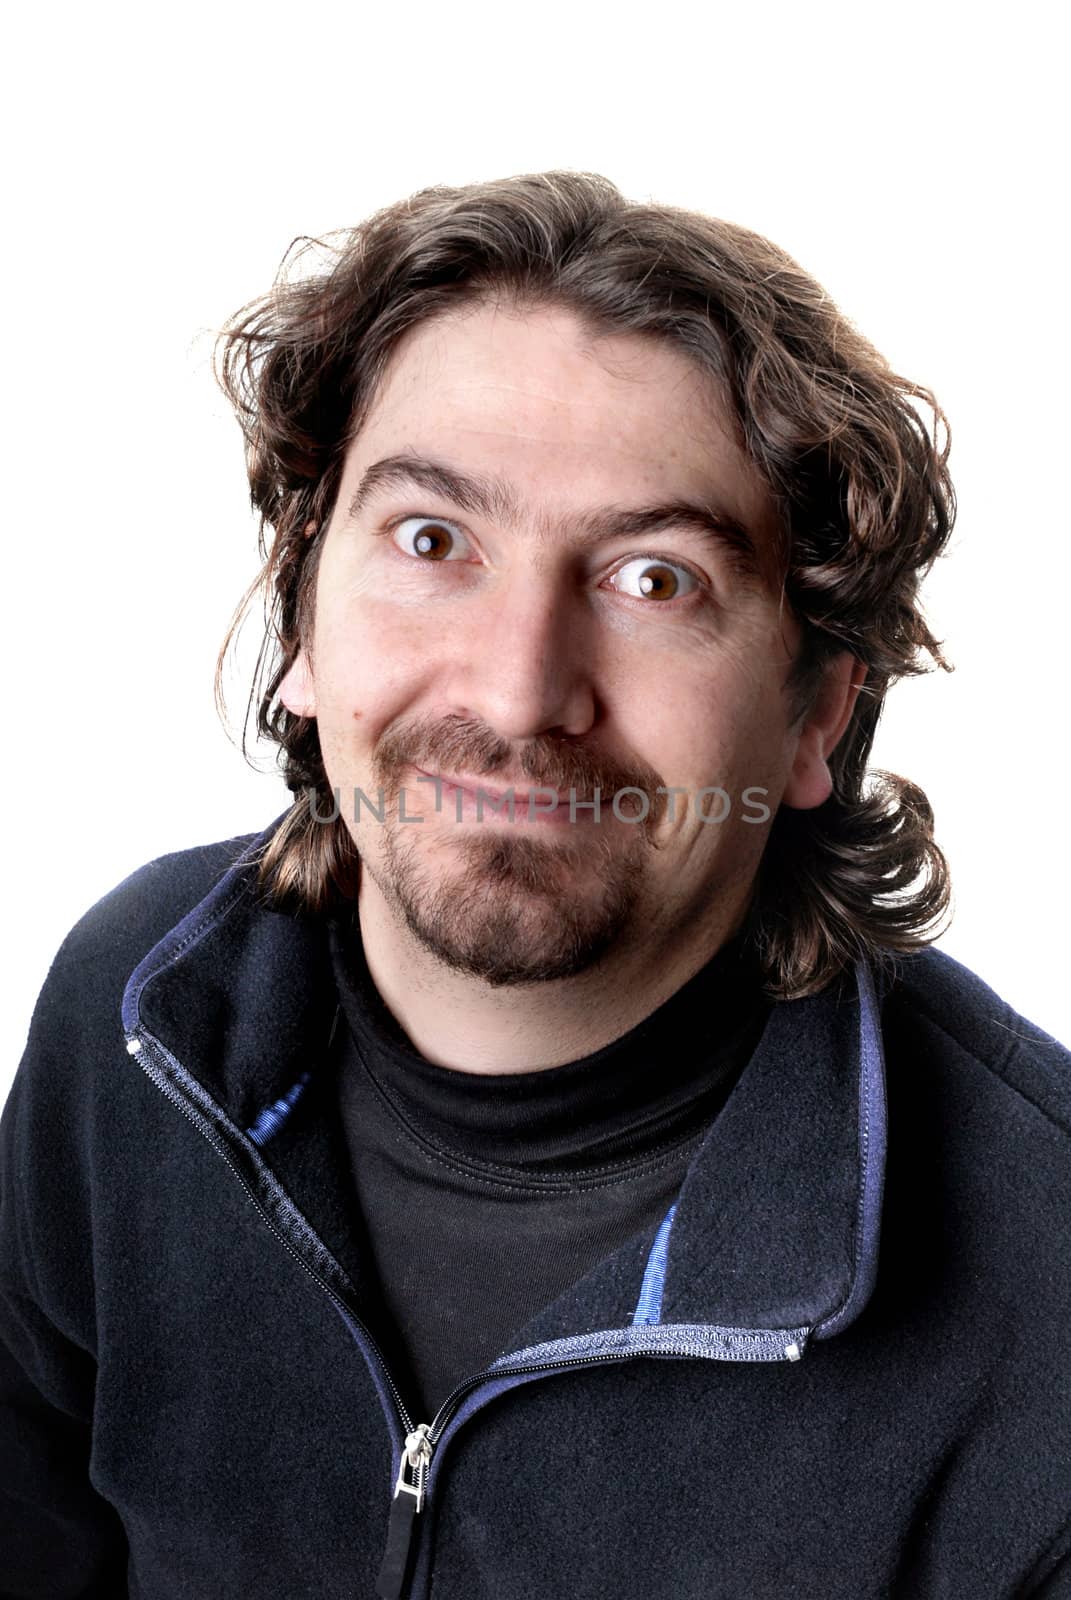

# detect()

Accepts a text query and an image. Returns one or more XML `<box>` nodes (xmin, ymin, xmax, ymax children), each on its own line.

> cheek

<box><xmin>313</xmin><ymin>587</ymin><xmax>432</xmax><ymax>721</ymax></box>
<box><xmin>635</xmin><ymin>654</ymin><xmax>787</xmax><ymax>796</ymax></box>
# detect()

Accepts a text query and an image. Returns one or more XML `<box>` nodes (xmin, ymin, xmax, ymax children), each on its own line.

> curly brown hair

<box><xmin>212</xmin><ymin>169</ymin><xmax>955</xmax><ymax>1000</ymax></box>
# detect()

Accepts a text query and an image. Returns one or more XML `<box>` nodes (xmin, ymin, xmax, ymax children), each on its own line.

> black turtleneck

<box><xmin>327</xmin><ymin>916</ymin><xmax>772</xmax><ymax>1424</ymax></box>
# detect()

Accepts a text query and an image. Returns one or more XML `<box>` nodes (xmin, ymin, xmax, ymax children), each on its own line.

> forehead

<box><xmin>339</xmin><ymin>299</ymin><xmax>779</xmax><ymax>569</ymax></box>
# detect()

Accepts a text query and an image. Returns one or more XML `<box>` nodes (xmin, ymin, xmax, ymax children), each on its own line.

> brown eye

<box><xmin>392</xmin><ymin>517</ymin><xmax>466</xmax><ymax>561</ymax></box>
<box><xmin>609</xmin><ymin>557</ymin><xmax>696</xmax><ymax>602</ymax></box>
<box><xmin>638</xmin><ymin>565</ymin><xmax>678</xmax><ymax>599</ymax></box>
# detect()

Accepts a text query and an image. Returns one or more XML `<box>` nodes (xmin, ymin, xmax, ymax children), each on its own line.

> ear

<box><xmin>277</xmin><ymin>647</ymin><xmax>317</xmax><ymax>718</ymax></box>
<box><xmin>782</xmin><ymin>652</ymin><xmax>868</xmax><ymax>811</ymax></box>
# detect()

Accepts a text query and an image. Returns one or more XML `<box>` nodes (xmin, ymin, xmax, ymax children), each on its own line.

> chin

<box><xmin>375</xmin><ymin>825</ymin><xmax>647</xmax><ymax>987</ymax></box>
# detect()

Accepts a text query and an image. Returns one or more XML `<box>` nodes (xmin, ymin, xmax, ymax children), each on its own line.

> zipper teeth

<box><xmin>414</xmin><ymin>1348</ymin><xmax>632</xmax><ymax>1500</ymax></box>
<box><xmin>132</xmin><ymin>1032</ymin><xmax>417</xmax><ymax>1436</ymax></box>
<box><xmin>427</xmin><ymin>1349</ymin><xmax>629</xmax><ymax>1446</ymax></box>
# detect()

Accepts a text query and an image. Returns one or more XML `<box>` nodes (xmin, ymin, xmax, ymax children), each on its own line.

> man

<box><xmin>2</xmin><ymin>171</ymin><xmax>1069</xmax><ymax>1598</ymax></box>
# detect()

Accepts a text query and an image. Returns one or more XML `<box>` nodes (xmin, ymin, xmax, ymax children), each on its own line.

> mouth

<box><xmin>410</xmin><ymin>766</ymin><xmax>581</xmax><ymax>822</ymax></box>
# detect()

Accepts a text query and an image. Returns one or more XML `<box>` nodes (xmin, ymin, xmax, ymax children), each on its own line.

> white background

<box><xmin>4</xmin><ymin>0</ymin><xmax>1068</xmax><ymax>1107</ymax></box>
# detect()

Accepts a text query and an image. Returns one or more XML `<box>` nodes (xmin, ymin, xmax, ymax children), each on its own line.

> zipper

<box><xmin>123</xmin><ymin>1031</ymin><xmax>417</xmax><ymax>1452</ymax></box>
<box><xmin>126</xmin><ymin>1025</ymin><xmax>638</xmax><ymax>1599</ymax></box>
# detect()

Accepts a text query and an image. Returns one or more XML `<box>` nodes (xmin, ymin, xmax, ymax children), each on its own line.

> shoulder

<box><xmin>877</xmin><ymin>943</ymin><xmax>1071</xmax><ymax>1342</ymax></box>
<box><xmin>3</xmin><ymin>818</ymin><xmax>284</xmax><ymax>1342</ymax></box>
<box><xmin>879</xmin><ymin>944</ymin><xmax>1071</xmax><ymax>1142</ymax></box>
<box><xmin>64</xmin><ymin>823</ymin><xmax>262</xmax><ymax>954</ymax></box>
<box><xmin>869</xmin><ymin>950</ymin><xmax>1071</xmax><ymax>1583</ymax></box>
<box><xmin>21</xmin><ymin>816</ymin><xmax>281</xmax><ymax>1068</ymax></box>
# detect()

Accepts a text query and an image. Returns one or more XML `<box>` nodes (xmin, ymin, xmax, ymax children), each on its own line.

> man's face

<box><xmin>283</xmin><ymin>298</ymin><xmax>820</xmax><ymax>987</ymax></box>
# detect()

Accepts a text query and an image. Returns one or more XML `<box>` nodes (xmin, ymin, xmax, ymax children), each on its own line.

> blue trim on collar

<box><xmin>631</xmin><ymin>1203</ymin><xmax>678</xmax><ymax>1325</ymax></box>
<box><xmin>245</xmin><ymin>1003</ymin><xmax>342</xmax><ymax>1145</ymax></box>
<box><xmin>814</xmin><ymin>957</ymin><xmax>887</xmax><ymax>1339</ymax></box>
<box><xmin>247</xmin><ymin>1072</ymin><xmax>313</xmax><ymax>1146</ymax></box>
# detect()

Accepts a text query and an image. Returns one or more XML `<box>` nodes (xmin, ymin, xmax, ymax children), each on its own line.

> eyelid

<box><xmin>386</xmin><ymin>511</ymin><xmax>468</xmax><ymax>536</ymax></box>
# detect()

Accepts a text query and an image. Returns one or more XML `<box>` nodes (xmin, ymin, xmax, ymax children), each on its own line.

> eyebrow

<box><xmin>343</xmin><ymin>451</ymin><xmax>765</xmax><ymax>587</ymax></box>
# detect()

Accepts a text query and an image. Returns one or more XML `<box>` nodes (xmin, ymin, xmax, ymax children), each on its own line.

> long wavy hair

<box><xmin>213</xmin><ymin>169</ymin><xmax>955</xmax><ymax>1000</ymax></box>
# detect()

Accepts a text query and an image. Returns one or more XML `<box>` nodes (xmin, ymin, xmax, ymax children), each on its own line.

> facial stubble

<box><xmin>370</xmin><ymin>813</ymin><xmax>650</xmax><ymax>987</ymax></box>
<box><xmin>358</xmin><ymin>713</ymin><xmax>667</xmax><ymax>987</ymax></box>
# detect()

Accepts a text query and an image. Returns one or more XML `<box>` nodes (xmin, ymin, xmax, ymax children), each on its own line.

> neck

<box><xmin>354</xmin><ymin>872</ymin><xmax>754</xmax><ymax>1075</ymax></box>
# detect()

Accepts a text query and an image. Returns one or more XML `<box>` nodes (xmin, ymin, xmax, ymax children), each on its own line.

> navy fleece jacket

<box><xmin>1</xmin><ymin>809</ymin><xmax>1070</xmax><ymax>1599</ymax></box>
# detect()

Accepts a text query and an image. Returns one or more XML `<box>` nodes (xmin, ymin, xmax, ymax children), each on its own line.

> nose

<box><xmin>447</xmin><ymin>568</ymin><xmax>597</xmax><ymax>741</ymax></box>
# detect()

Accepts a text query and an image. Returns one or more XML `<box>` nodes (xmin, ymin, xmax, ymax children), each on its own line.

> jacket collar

<box><xmin>121</xmin><ymin>808</ymin><xmax>887</xmax><ymax>1361</ymax></box>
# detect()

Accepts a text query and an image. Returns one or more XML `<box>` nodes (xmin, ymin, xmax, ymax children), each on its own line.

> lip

<box><xmin>411</xmin><ymin>766</ymin><xmax>574</xmax><ymax>805</ymax></box>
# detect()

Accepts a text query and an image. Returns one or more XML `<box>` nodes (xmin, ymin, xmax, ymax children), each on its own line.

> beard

<box><xmin>368</xmin><ymin>817</ymin><xmax>648</xmax><ymax>986</ymax></box>
<box><xmin>358</xmin><ymin>713</ymin><xmax>665</xmax><ymax>987</ymax></box>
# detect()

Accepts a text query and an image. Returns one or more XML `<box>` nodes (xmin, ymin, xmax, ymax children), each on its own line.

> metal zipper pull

<box><xmin>376</xmin><ymin>1424</ymin><xmax>434</xmax><ymax>1600</ymax></box>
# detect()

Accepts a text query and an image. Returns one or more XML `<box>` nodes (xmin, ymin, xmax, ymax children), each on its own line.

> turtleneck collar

<box><xmin>327</xmin><ymin>913</ymin><xmax>773</xmax><ymax>1172</ymax></box>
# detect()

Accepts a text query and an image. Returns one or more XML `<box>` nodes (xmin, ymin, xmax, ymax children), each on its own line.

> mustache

<box><xmin>372</xmin><ymin>714</ymin><xmax>669</xmax><ymax>827</ymax></box>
